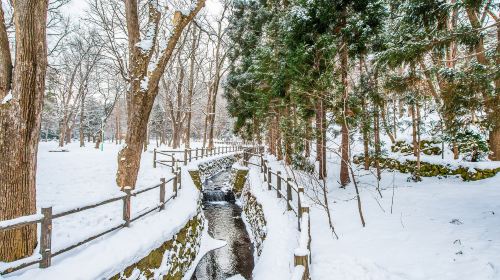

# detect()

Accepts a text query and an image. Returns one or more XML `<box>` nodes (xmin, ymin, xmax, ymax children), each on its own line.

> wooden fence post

<box><xmin>263</xmin><ymin>160</ymin><xmax>267</xmax><ymax>182</ymax></box>
<box><xmin>260</xmin><ymin>154</ymin><xmax>264</xmax><ymax>173</ymax></box>
<box><xmin>201</xmin><ymin>147</ymin><xmax>204</xmax><ymax>158</ymax></box>
<box><xmin>153</xmin><ymin>148</ymin><xmax>157</xmax><ymax>168</ymax></box>
<box><xmin>173</xmin><ymin>171</ymin><xmax>178</xmax><ymax>198</ymax></box>
<box><xmin>268</xmin><ymin>168</ymin><xmax>272</xmax><ymax>191</ymax></box>
<box><xmin>177</xmin><ymin>167</ymin><xmax>182</xmax><ymax>189</ymax></box>
<box><xmin>195</xmin><ymin>148</ymin><xmax>199</xmax><ymax>160</ymax></box>
<box><xmin>189</xmin><ymin>149</ymin><xmax>192</xmax><ymax>162</ymax></box>
<box><xmin>40</xmin><ymin>207</ymin><xmax>52</xmax><ymax>268</ymax></box>
<box><xmin>123</xmin><ymin>187</ymin><xmax>132</xmax><ymax>227</ymax></box>
<box><xmin>301</xmin><ymin>206</ymin><xmax>312</xmax><ymax>262</ymax></box>
<box><xmin>277</xmin><ymin>171</ymin><xmax>282</xmax><ymax>198</ymax></box>
<box><xmin>184</xmin><ymin>149</ymin><xmax>188</xmax><ymax>165</ymax></box>
<box><xmin>294</xmin><ymin>252</ymin><xmax>309</xmax><ymax>280</ymax></box>
<box><xmin>171</xmin><ymin>153</ymin><xmax>175</xmax><ymax>173</ymax></box>
<box><xmin>298</xmin><ymin>186</ymin><xmax>304</xmax><ymax>231</ymax></box>
<box><xmin>160</xmin><ymin>178</ymin><xmax>166</xmax><ymax>210</ymax></box>
<box><xmin>286</xmin><ymin>178</ymin><xmax>292</xmax><ymax>211</ymax></box>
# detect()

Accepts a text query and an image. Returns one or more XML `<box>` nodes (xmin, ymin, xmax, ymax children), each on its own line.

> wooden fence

<box><xmin>243</xmin><ymin>152</ymin><xmax>312</xmax><ymax>280</ymax></box>
<box><xmin>0</xmin><ymin>144</ymin><xmax>244</xmax><ymax>275</ymax></box>
<box><xmin>0</xmin><ymin>169</ymin><xmax>181</xmax><ymax>275</ymax></box>
<box><xmin>154</xmin><ymin>145</ymin><xmax>242</xmax><ymax>171</ymax></box>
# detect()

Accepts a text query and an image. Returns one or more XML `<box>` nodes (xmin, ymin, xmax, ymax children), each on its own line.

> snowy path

<box><xmin>246</xmin><ymin>159</ymin><xmax>299</xmax><ymax>280</ymax></box>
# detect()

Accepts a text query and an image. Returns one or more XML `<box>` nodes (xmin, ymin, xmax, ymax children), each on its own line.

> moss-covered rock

<box><xmin>232</xmin><ymin>168</ymin><xmax>248</xmax><ymax>197</ymax></box>
<box><xmin>241</xmin><ymin>186</ymin><xmax>266</xmax><ymax>256</ymax></box>
<box><xmin>109</xmin><ymin>209</ymin><xmax>204</xmax><ymax>280</ymax></box>
<box><xmin>391</xmin><ymin>139</ymin><xmax>442</xmax><ymax>156</ymax></box>
<box><xmin>188</xmin><ymin>170</ymin><xmax>203</xmax><ymax>191</ymax></box>
<box><xmin>353</xmin><ymin>154</ymin><xmax>500</xmax><ymax>181</ymax></box>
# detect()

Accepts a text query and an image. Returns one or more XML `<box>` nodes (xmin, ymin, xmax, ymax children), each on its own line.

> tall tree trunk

<box><xmin>284</xmin><ymin>105</ymin><xmax>292</xmax><ymax>165</ymax></box>
<box><xmin>0</xmin><ymin>1</ymin><xmax>49</xmax><ymax>261</ymax></box>
<box><xmin>374</xmin><ymin>104</ymin><xmax>381</xmax><ymax>181</ymax></box>
<box><xmin>304</xmin><ymin>118</ymin><xmax>311</xmax><ymax>158</ymax></box>
<box><xmin>411</xmin><ymin>104</ymin><xmax>418</xmax><ymax>157</ymax></box>
<box><xmin>184</xmin><ymin>27</ymin><xmax>199</xmax><ymax>149</ymax></box>
<box><xmin>340</xmin><ymin>36</ymin><xmax>350</xmax><ymax>187</ymax></box>
<box><xmin>315</xmin><ymin>100</ymin><xmax>321</xmax><ymax>163</ymax></box>
<box><xmin>79</xmin><ymin>93</ymin><xmax>85</xmax><ymax>147</ymax></box>
<box><xmin>362</xmin><ymin>99</ymin><xmax>370</xmax><ymax>170</ymax></box>
<box><xmin>276</xmin><ymin>111</ymin><xmax>283</xmax><ymax>161</ymax></box>
<box><xmin>59</xmin><ymin>120</ymin><xmax>66</xmax><ymax>147</ymax></box>
<box><xmin>95</xmin><ymin>130</ymin><xmax>101</xmax><ymax>149</ymax></box>
<box><xmin>202</xmin><ymin>90</ymin><xmax>211</xmax><ymax>148</ymax></box>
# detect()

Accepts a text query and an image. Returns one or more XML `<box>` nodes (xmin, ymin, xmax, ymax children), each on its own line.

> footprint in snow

<box><xmin>450</xmin><ymin>219</ymin><xmax>463</xmax><ymax>225</ymax></box>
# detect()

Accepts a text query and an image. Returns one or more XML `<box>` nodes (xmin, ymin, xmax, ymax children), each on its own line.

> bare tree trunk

<box><xmin>59</xmin><ymin>120</ymin><xmax>66</xmax><ymax>147</ymax></box>
<box><xmin>79</xmin><ymin>93</ymin><xmax>85</xmax><ymax>147</ymax></box>
<box><xmin>0</xmin><ymin>1</ymin><xmax>49</xmax><ymax>261</ymax></box>
<box><xmin>184</xmin><ymin>26</ymin><xmax>199</xmax><ymax>149</ymax></box>
<box><xmin>95</xmin><ymin>130</ymin><xmax>101</xmax><ymax>149</ymax></box>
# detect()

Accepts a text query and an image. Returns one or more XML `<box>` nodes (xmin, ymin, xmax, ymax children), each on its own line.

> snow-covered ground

<box><xmin>244</xmin><ymin>140</ymin><xmax>500</xmax><ymax>280</ymax></box>
<box><xmin>2</xmin><ymin>137</ymin><xmax>499</xmax><ymax>279</ymax></box>
<box><xmin>0</xmin><ymin>140</ymin><xmax>231</xmax><ymax>279</ymax></box>
<box><xmin>245</xmin><ymin>166</ymin><xmax>299</xmax><ymax>280</ymax></box>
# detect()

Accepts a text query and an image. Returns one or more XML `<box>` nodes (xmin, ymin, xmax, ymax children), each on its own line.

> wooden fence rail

<box><xmin>243</xmin><ymin>152</ymin><xmax>312</xmax><ymax>280</ymax></box>
<box><xmin>0</xmin><ymin>168</ymin><xmax>182</xmax><ymax>275</ymax></box>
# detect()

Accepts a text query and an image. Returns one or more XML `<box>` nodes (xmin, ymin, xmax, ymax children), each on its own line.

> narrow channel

<box><xmin>191</xmin><ymin>170</ymin><xmax>255</xmax><ymax>280</ymax></box>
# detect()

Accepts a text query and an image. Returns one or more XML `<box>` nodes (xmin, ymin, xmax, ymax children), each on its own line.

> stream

<box><xmin>191</xmin><ymin>170</ymin><xmax>255</xmax><ymax>280</ymax></box>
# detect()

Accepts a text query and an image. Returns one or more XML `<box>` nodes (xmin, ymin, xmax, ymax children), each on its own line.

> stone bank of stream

<box><xmin>191</xmin><ymin>170</ymin><xmax>255</xmax><ymax>280</ymax></box>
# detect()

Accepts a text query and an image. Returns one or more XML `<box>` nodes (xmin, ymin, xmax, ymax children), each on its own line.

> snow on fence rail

<box><xmin>0</xmin><ymin>169</ymin><xmax>182</xmax><ymax>276</ymax></box>
<box><xmin>243</xmin><ymin>152</ymin><xmax>312</xmax><ymax>280</ymax></box>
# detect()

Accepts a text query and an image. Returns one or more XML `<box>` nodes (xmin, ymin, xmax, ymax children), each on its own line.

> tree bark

<box><xmin>411</xmin><ymin>104</ymin><xmax>418</xmax><ymax>157</ymax></box>
<box><xmin>184</xmin><ymin>26</ymin><xmax>200</xmax><ymax>149</ymax></box>
<box><xmin>0</xmin><ymin>1</ymin><xmax>49</xmax><ymax>261</ymax></box>
<box><xmin>79</xmin><ymin>92</ymin><xmax>85</xmax><ymax>147</ymax></box>
<box><xmin>340</xmin><ymin>36</ymin><xmax>350</xmax><ymax>187</ymax></box>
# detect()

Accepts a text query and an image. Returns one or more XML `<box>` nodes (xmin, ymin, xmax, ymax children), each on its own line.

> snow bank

<box><xmin>245</xmin><ymin>161</ymin><xmax>298</xmax><ymax>280</ymax></box>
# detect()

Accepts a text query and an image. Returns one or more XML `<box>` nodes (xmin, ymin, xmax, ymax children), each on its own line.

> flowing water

<box><xmin>191</xmin><ymin>170</ymin><xmax>254</xmax><ymax>280</ymax></box>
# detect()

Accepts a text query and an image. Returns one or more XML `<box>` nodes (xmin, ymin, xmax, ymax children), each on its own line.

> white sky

<box><xmin>61</xmin><ymin>0</ymin><xmax>223</xmax><ymax>19</ymax></box>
